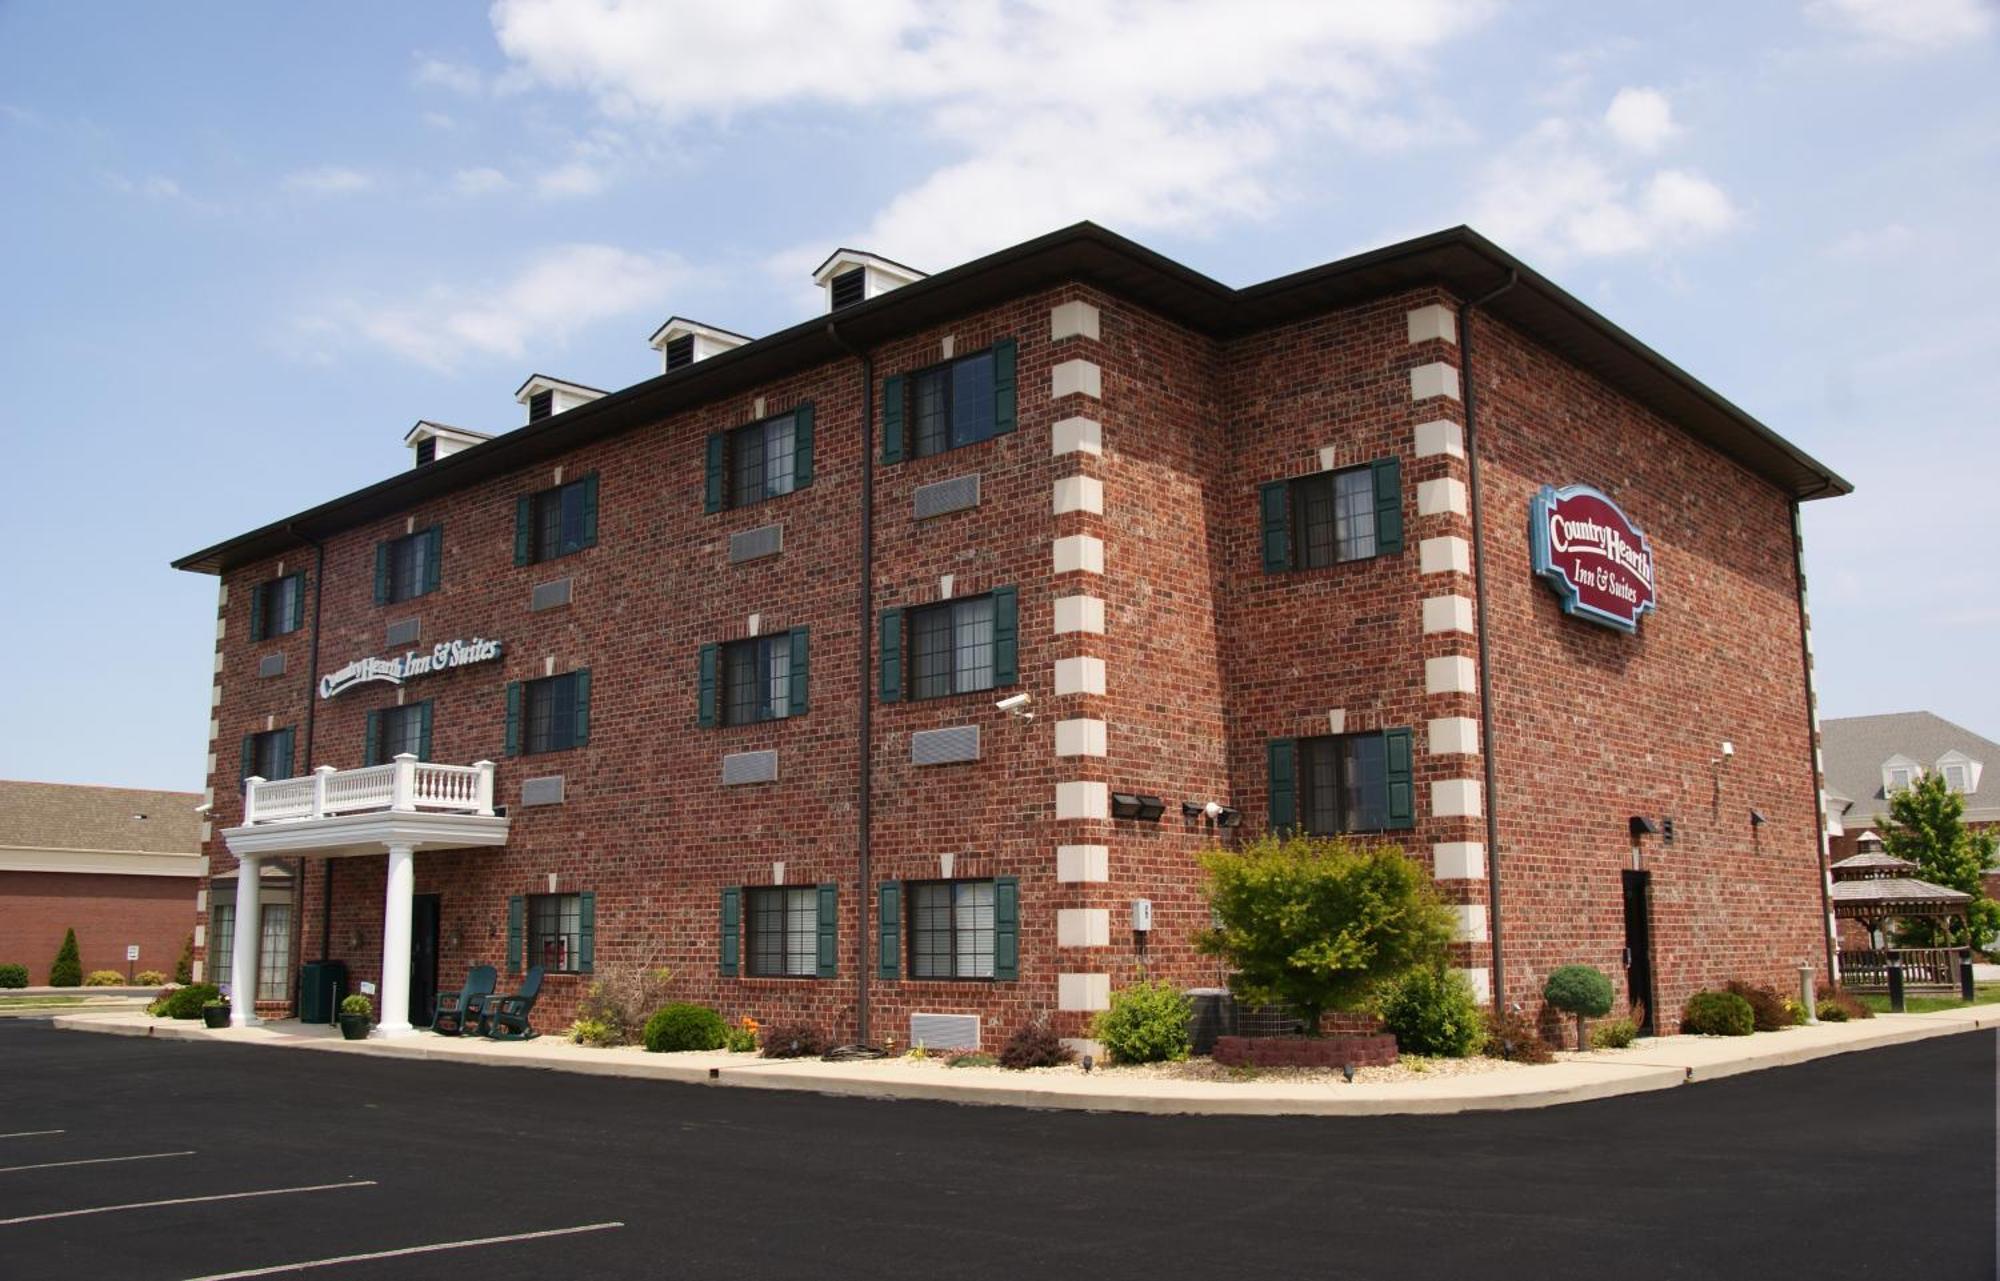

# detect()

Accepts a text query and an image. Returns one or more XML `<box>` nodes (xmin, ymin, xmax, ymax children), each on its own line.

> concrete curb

<box><xmin>48</xmin><ymin>1009</ymin><xmax>1993</xmax><ymax>1117</ymax></box>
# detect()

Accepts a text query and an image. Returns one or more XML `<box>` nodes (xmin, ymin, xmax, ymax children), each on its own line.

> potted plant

<box><xmin>337</xmin><ymin>993</ymin><xmax>373</xmax><ymax>1040</ymax></box>
<box><xmin>202</xmin><ymin>998</ymin><xmax>231</xmax><ymax>1029</ymax></box>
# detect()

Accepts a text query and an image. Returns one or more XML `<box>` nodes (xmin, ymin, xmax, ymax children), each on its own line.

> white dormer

<box><xmin>1882</xmin><ymin>754</ymin><xmax>1920</xmax><ymax>797</ymax></box>
<box><xmin>403</xmin><ymin>420</ymin><xmax>492</xmax><ymax>468</ymax></box>
<box><xmin>648</xmin><ymin>317</ymin><xmax>751</xmax><ymax>373</ymax></box>
<box><xmin>1935</xmin><ymin>750</ymin><xmax>1981</xmax><ymax>795</ymax></box>
<box><xmin>812</xmin><ymin>249</ymin><xmax>925</xmax><ymax>313</ymax></box>
<box><xmin>514</xmin><ymin>374</ymin><xmax>606</xmax><ymax>425</ymax></box>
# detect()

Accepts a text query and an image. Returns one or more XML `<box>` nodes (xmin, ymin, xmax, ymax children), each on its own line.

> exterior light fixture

<box><xmin>1749</xmin><ymin>809</ymin><xmax>1766</xmax><ymax>828</ymax></box>
<box><xmin>1628</xmin><ymin>816</ymin><xmax>1660</xmax><ymax>840</ymax></box>
<box><xmin>1112</xmin><ymin>793</ymin><xmax>1167</xmax><ymax>822</ymax></box>
<box><xmin>1081</xmin><ymin>1054</ymin><xmax>1094</xmax><ymax>1074</ymax></box>
<box><xmin>1181</xmin><ymin>800</ymin><xmax>1243</xmax><ymax>827</ymax></box>
<box><xmin>1661</xmin><ymin>817</ymin><xmax>1676</xmax><ymax>846</ymax></box>
<box><xmin>1135</xmin><ymin>795</ymin><xmax>1165</xmax><ymax>822</ymax></box>
<box><xmin>1181</xmin><ymin>800</ymin><xmax>1206</xmax><ymax>821</ymax></box>
<box><xmin>1341</xmin><ymin>1063</ymin><xmax>1356</xmax><ymax>1083</ymax></box>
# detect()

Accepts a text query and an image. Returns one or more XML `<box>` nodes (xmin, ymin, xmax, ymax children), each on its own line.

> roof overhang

<box><xmin>403</xmin><ymin>420</ymin><xmax>494</xmax><ymax>448</ymax></box>
<box><xmin>512</xmin><ymin>373</ymin><xmax>608</xmax><ymax>404</ymax></box>
<box><xmin>648</xmin><ymin>316</ymin><xmax>753</xmax><ymax>350</ymax></box>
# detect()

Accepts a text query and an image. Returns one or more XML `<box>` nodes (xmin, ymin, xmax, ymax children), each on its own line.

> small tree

<box><xmin>1197</xmin><ymin>833</ymin><xmax>1454</xmax><ymax>1035</ymax></box>
<box><xmin>49</xmin><ymin>928</ymin><xmax>83</xmax><ymax>987</ymax></box>
<box><xmin>1544</xmin><ymin>965</ymin><xmax>1614</xmax><ymax>1050</ymax></box>
<box><xmin>1878</xmin><ymin>771</ymin><xmax>2000</xmax><ymax>950</ymax></box>
<box><xmin>174</xmin><ymin>933</ymin><xmax>194</xmax><ymax>985</ymax></box>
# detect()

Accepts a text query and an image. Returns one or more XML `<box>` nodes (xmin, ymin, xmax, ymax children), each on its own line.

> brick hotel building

<box><xmin>176</xmin><ymin>224</ymin><xmax>1850</xmax><ymax>1045</ymax></box>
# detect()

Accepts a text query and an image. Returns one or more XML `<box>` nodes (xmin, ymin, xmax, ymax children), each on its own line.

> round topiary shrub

<box><xmin>134</xmin><ymin>970</ymin><xmax>167</xmax><ymax>987</ymax></box>
<box><xmin>0</xmin><ymin>963</ymin><xmax>28</xmax><ymax>989</ymax></box>
<box><xmin>1544</xmin><ymin>965</ymin><xmax>1616</xmax><ymax>1049</ymax></box>
<box><xmin>152</xmin><ymin>983</ymin><xmax>221</xmax><ymax>1019</ymax></box>
<box><xmin>1092</xmin><ymin>979</ymin><xmax>1193</xmax><ymax>1064</ymax></box>
<box><xmin>1681</xmin><ymin>990</ymin><xmax>1755</xmax><ymax>1036</ymax></box>
<box><xmin>643</xmin><ymin>1003</ymin><xmax>728</xmax><ymax>1053</ymax></box>
<box><xmin>1378</xmin><ymin>966</ymin><xmax>1486</xmax><ymax>1057</ymax></box>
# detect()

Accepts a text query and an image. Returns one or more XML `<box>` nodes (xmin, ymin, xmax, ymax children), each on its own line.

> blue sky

<box><xmin>2</xmin><ymin>0</ymin><xmax>1995</xmax><ymax>791</ymax></box>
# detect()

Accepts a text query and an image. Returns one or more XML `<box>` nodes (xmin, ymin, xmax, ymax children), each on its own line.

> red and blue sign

<box><xmin>1530</xmin><ymin>485</ymin><xmax>1657</xmax><ymax>634</ymax></box>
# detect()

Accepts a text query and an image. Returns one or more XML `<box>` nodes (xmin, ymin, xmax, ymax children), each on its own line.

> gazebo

<box><xmin>1830</xmin><ymin>848</ymin><xmax>1974</xmax><ymax>990</ymax></box>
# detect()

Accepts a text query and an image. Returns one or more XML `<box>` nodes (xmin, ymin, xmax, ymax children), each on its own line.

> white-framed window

<box><xmin>1943</xmin><ymin>762</ymin><xmax>1970</xmax><ymax>793</ymax></box>
<box><xmin>1886</xmin><ymin>767</ymin><xmax>1913</xmax><ymax>794</ymax></box>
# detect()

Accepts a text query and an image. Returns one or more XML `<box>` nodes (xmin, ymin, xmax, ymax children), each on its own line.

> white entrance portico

<box><xmin>223</xmin><ymin>755</ymin><xmax>508</xmax><ymax>1036</ymax></box>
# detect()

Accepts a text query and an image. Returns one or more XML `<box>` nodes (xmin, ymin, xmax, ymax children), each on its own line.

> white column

<box><xmin>376</xmin><ymin>843</ymin><xmax>416</xmax><ymax>1037</ymax></box>
<box><xmin>229</xmin><ymin>856</ymin><xmax>262</xmax><ymax>1027</ymax></box>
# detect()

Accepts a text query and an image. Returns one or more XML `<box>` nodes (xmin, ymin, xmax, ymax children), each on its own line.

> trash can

<box><xmin>298</xmin><ymin>961</ymin><xmax>347</xmax><ymax>1024</ymax></box>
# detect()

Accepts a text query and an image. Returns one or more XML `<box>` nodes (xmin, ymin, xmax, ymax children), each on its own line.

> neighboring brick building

<box><xmin>0</xmin><ymin>780</ymin><xmax>205</xmax><ymax>983</ymax></box>
<box><xmin>174</xmin><ymin>225</ymin><xmax>1849</xmax><ymax>1045</ymax></box>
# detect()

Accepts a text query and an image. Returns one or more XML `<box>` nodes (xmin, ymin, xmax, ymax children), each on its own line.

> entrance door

<box><xmin>410</xmin><ymin>895</ymin><xmax>441</xmax><ymax>1029</ymax></box>
<box><xmin>1621</xmin><ymin>870</ymin><xmax>1656</xmax><ymax>1035</ymax></box>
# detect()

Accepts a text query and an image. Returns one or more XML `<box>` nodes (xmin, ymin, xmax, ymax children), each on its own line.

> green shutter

<box><xmin>507</xmin><ymin>896</ymin><xmax>524</xmax><ymax>974</ymax></box>
<box><xmin>788</xmin><ymin>627</ymin><xmax>810</xmax><ymax>717</ymax></box>
<box><xmin>992</xmin><ymin>337</ymin><xmax>1017</xmax><ymax>435</ymax></box>
<box><xmin>580</xmin><ymin>473</ymin><xmax>599</xmax><ymax>548</ymax></box>
<box><xmin>248</xmin><ymin>582</ymin><xmax>266</xmax><ymax>643</ymax></box>
<box><xmin>704</xmin><ymin>433</ymin><xmax>726</xmax><ymax>512</ymax></box>
<box><xmin>1260</xmin><ymin>481</ymin><xmax>1292</xmax><ymax>573</ymax></box>
<box><xmin>719</xmin><ymin>887</ymin><xmax>740</xmax><ymax>977</ymax></box>
<box><xmin>697</xmin><ymin>644</ymin><xmax>719</xmax><ymax>727</ymax></box>
<box><xmin>374</xmin><ymin>543</ymin><xmax>391</xmax><ymax>605</ymax></box>
<box><xmin>792</xmin><ymin>403</ymin><xmax>814</xmax><ymax>488</ymax></box>
<box><xmin>876</xmin><ymin>882</ymin><xmax>900</xmax><ymax>981</ymax></box>
<box><xmin>577</xmin><ymin>891</ymin><xmax>596</xmax><ymax>974</ymax></box>
<box><xmin>513</xmin><ymin>496</ymin><xmax>532</xmax><ymax>566</ymax></box>
<box><xmin>504</xmin><ymin>682</ymin><xmax>522</xmax><ymax>757</ymax></box>
<box><xmin>816</xmin><ymin>882</ymin><xmax>838</xmax><ymax>979</ymax></box>
<box><xmin>991</xmin><ymin>586</ymin><xmax>1018</xmax><ymax>686</ymax></box>
<box><xmin>993</xmin><ymin>876</ymin><xmax>1020</xmax><ymax>981</ymax></box>
<box><xmin>363</xmin><ymin>710</ymin><xmax>382</xmax><ymax>767</ymax></box>
<box><xmin>277</xmin><ymin>727</ymin><xmax>296</xmax><ymax>780</ymax></box>
<box><xmin>416</xmin><ymin>701</ymin><xmax>434</xmax><ymax>762</ymax></box>
<box><xmin>423</xmin><ymin>526</ymin><xmax>443</xmax><ymax>594</ymax></box>
<box><xmin>1383</xmin><ymin>727</ymin><xmax>1415</xmax><ymax>830</ymax></box>
<box><xmin>288</xmin><ymin>575</ymin><xmax>307</xmax><ymax>634</ymax></box>
<box><xmin>1268</xmin><ymin>738</ymin><xmax>1297</xmax><ymax>831</ymax></box>
<box><xmin>572</xmin><ymin>668</ymin><xmax>591</xmax><ymax>746</ymax></box>
<box><xmin>239</xmin><ymin>734</ymin><xmax>255</xmax><ymax>785</ymax></box>
<box><xmin>881</xmin><ymin>374</ymin><xmax>904</xmax><ymax>464</ymax></box>
<box><xmin>878</xmin><ymin>609</ymin><xmax>903</xmax><ymax>703</ymax></box>
<box><xmin>1372</xmin><ymin>457</ymin><xmax>1403</xmax><ymax>555</ymax></box>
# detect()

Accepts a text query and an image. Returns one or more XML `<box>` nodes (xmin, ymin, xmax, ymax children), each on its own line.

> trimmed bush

<box><xmin>1816</xmin><ymin>1001</ymin><xmax>1849</xmax><ymax>1023</ymax></box>
<box><xmin>998</xmin><ymin>1021</ymin><xmax>1075</xmax><ymax>1070</ymax></box>
<box><xmin>0</xmin><ymin>963</ymin><xmax>28</xmax><ymax>989</ymax></box>
<box><xmin>1378</xmin><ymin>966</ymin><xmax>1487</xmax><ymax>1057</ymax></box>
<box><xmin>1815</xmin><ymin>984</ymin><xmax>1873</xmax><ymax>1021</ymax></box>
<box><xmin>1724</xmin><ymin>980</ymin><xmax>1791</xmax><ymax>1032</ymax></box>
<box><xmin>340</xmin><ymin>993</ymin><xmax>373</xmax><ymax>1018</ymax></box>
<box><xmin>152</xmin><ymin>983</ymin><xmax>221</xmax><ymax>1019</ymax></box>
<box><xmin>643</xmin><ymin>1003</ymin><xmax>727</xmax><ymax>1053</ymax></box>
<box><xmin>1544</xmin><ymin>965</ymin><xmax>1615</xmax><ymax>1050</ymax></box>
<box><xmin>566</xmin><ymin>1017</ymin><xmax>620</xmax><ymax>1047</ymax></box>
<box><xmin>1481</xmin><ymin>1006</ymin><xmax>1555</xmax><ymax>1064</ymax></box>
<box><xmin>1681</xmin><ymin>990</ymin><xmax>1755</xmax><ymax>1036</ymax></box>
<box><xmin>1092</xmin><ymin>979</ymin><xmax>1194</xmax><ymax>1064</ymax></box>
<box><xmin>49</xmin><ymin>929</ymin><xmax>82</xmax><ymax>987</ymax></box>
<box><xmin>134</xmin><ymin>969</ymin><xmax>167</xmax><ymax>986</ymax></box>
<box><xmin>84</xmin><ymin>970</ymin><xmax>126</xmax><ymax>987</ymax></box>
<box><xmin>1590</xmin><ymin>1017</ymin><xmax>1638</xmax><ymax>1050</ymax></box>
<box><xmin>757</xmin><ymin>1022</ymin><xmax>829</xmax><ymax>1059</ymax></box>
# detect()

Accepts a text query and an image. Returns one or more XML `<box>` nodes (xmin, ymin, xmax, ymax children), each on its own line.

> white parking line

<box><xmin>178</xmin><ymin>1221</ymin><xmax>626</xmax><ymax>1279</ymax></box>
<box><xmin>0</xmin><ymin>1130</ymin><xmax>65</xmax><ymax>1139</ymax></box>
<box><xmin>0</xmin><ymin>1180</ymin><xmax>376</xmax><ymax>1226</ymax></box>
<box><xmin>0</xmin><ymin>1150</ymin><xmax>195</xmax><ymax>1174</ymax></box>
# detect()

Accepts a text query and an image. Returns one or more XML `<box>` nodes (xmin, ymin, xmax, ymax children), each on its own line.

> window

<box><xmin>912</xmin><ymin>597</ymin><xmax>996</xmax><ymax>699</ymax></box>
<box><xmin>829</xmin><ymin>267</ymin><xmax>865</xmax><ymax>310</ymax></box>
<box><xmin>366</xmin><ymin>702</ymin><xmax>430</xmax><ymax>765</ymax></box>
<box><xmin>909</xmin><ymin>880</ymin><xmax>996</xmax><ymax>980</ymax></box>
<box><xmin>414</xmin><ymin>437</ymin><xmax>437</xmax><ymax>466</ymax></box>
<box><xmin>913</xmin><ymin>349</ymin><xmax>999</xmax><ymax>458</ymax></box>
<box><xmin>515</xmin><ymin>475</ymin><xmax>597</xmax><ymax>565</ymax></box>
<box><xmin>210</xmin><ymin>903</ymin><xmax>235</xmax><ymax>986</ymax></box>
<box><xmin>250</xmin><ymin>572</ymin><xmax>305</xmax><ymax>641</ymax></box>
<box><xmin>376</xmin><ymin>527</ymin><xmax>439</xmax><ymax>604</ymax></box>
<box><xmin>1943</xmin><ymin>763</ymin><xmax>1970</xmax><ymax>793</ymax></box>
<box><xmin>1300</xmin><ymin>734</ymin><xmax>1389</xmax><ymax>834</ymax></box>
<box><xmin>241</xmin><ymin>728</ymin><xmax>294</xmax><ymax>783</ymax></box>
<box><xmin>527</xmin><ymin>893</ymin><xmax>582</xmax><ymax>972</ymax></box>
<box><xmin>528</xmin><ymin>389</ymin><xmax>554</xmax><ymax>422</ymax></box>
<box><xmin>509</xmin><ymin>670</ymin><xmax>590</xmax><ymax>757</ymax></box>
<box><xmin>1260</xmin><ymin>459</ymin><xmax>1402</xmax><ymax>572</ymax></box>
<box><xmin>748</xmin><ymin>886</ymin><xmax>818</xmax><ymax>977</ymax></box>
<box><xmin>723</xmin><ymin>637</ymin><xmax>792</xmax><ymax>726</ymax></box>
<box><xmin>664</xmin><ymin>333</ymin><xmax>695</xmax><ymax>370</ymax></box>
<box><xmin>257</xmin><ymin>905</ymin><xmax>291</xmax><ymax>1001</ymax></box>
<box><xmin>1887</xmin><ymin>767</ymin><xmax>1912</xmax><ymax>794</ymax></box>
<box><xmin>729</xmin><ymin>413</ymin><xmax>798</xmax><ymax>507</ymax></box>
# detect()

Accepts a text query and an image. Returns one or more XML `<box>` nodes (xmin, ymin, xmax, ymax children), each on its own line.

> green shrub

<box><xmin>566</xmin><ymin>1017</ymin><xmax>620</xmax><ymax>1047</ymax></box>
<box><xmin>49</xmin><ymin>929</ymin><xmax>82</xmax><ymax>987</ymax></box>
<box><xmin>1816</xmin><ymin>1001</ymin><xmax>1849</xmax><ymax>1022</ymax></box>
<box><xmin>1681</xmin><ymin>990</ymin><xmax>1754</xmax><ymax>1036</ymax></box>
<box><xmin>1590</xmin><ymin>1017</ymin><xmax>1638</xmax><ymax>1049</ymax></box>
<box><xmin>134</xmin><ymin>969</ymin><xmax>167</xmax><ymax>986</ymax></box>
<box><xmin>1481</xmin><ymin>1005</ymin><xmax>1555</xmax><ymax>1064</ymax></box>
<box><xmin>1724</xmin><ymin>980</ymin><xmax>1792</xmax><ymax>1032</ymax></box>
<box><xmin>0</xmin><ymin>964</ymin><xmax>27</xmax><ymax>989</ymax></box>
<box><xmin>998</xmin><ymin>1021</ymin><xmax>1075</xmax><ymax>1069</ymax></box>
<box><xmin>84</xmin><ymin>970</ymin><xmax>126</xmax><ymax>987</ymax></box>
<box><xmin>151</xmin><ymin>983</ymin><xmax>221</xmax><ymax>1019</ymax></box>
<box><xmin>1092</xmin><ymin>979</ymin><xmax>1193</xmax><ymax>1064</ymax></box>
<box><xmin>339</xmin><ymin>993</ymin><xmax>373</xmax><ymax>1018</ymax></box>
<box><xmin>1815</xmin><ymin>984</ymin><xmax>1873</xmax><ymax>1021</ymax></box>
<box><xmin>947</xmin><ymin>1051</ymin><xmax>998</xmax><ymax>1068</ymax></box>
<box><xmin>722</xmin><ymin>1017</ymin><xmax>759</xmax><ymax>1053</ymax></box>
<box><xmin>173</xmin><ymin>934</ymin><xmax>193</xmax><ymax>985</ymax></box>
<box><xmin>1378</xmin><ymin>966</ymin><xmax>1487</xmax><ymax>1057</ymax></box>
<box><xmin>643</xmin><ymin>1003</ymin><xmax>727</xmax><ymax>1052</ymax></box>
<box><xmin>757</xmin><ymin>1022</ymin><xmax>829</xmax><ymax>1059</ymax></box>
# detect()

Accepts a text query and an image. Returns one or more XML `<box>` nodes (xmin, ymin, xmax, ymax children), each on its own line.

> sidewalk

<box><xmin>52</xmin><ymin>1006</ymin><xmax>1994</xmax><ymax>1116</ymax></box>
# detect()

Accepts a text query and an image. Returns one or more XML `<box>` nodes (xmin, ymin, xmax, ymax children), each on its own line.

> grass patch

<box><xmin>1858</xmin><ymin>982</ymin><xmax>2000</xmax><ymax>1015</ymax></box>
<box><xmin>0</xmin><ymin>995</ymin><xmax>89</xmax><ymax>1008</ymax></box>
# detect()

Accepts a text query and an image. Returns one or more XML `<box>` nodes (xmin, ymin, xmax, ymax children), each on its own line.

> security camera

<box><xmin>995</xmin><ymin>692</ymin><xmax>1033</xmax><ymax>719</ymax></box>
<box><xmin>1203</xmin><ymin>801</ymin><xmax>1225</xmax><ymax>820</ymax></box>
<box><xmin>192</xmin><ymin>802</ymin><xmax>212</xmax><ymax>815</ymax></box>
<box><xmin>1720</xmin><ymin>741</ymin><xmax>1734</xmax><ymax>759</ymax></box>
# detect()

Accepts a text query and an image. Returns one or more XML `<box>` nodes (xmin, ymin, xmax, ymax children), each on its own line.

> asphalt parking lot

<box><xmin>2</xmin><ymin>1019</ymin><xmax>1993</xmax><ymax>1280</ymax></box>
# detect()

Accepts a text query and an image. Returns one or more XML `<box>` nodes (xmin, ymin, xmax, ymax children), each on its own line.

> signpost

<box><xmin>126</xmin><ymin>944</ymin><xmax>139</xmax><ymax>983</ymax></box>
<box><xmin>1529</xmin><ymin>484</ymin><xmax>1658</xmax><ymax>634</ymax></box>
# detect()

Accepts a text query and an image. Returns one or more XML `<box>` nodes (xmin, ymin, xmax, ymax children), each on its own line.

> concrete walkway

<box><xmin>52</xmin><ymin>1006</ymin><xmax>1995</xmax><ymax>1116</ymax></box>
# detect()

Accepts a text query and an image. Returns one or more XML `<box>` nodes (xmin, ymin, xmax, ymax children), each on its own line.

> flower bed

<box><xmin>1211</xmin><ymin>1034</ymin><xmax>1398</xmax><ymax>1069</ymax></box>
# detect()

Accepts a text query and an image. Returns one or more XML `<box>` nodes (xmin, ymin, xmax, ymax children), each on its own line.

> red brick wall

<box><xmin>0</xmin><ymin>871</ymin><xmax>197</xmax><ymax>982</ymax></box>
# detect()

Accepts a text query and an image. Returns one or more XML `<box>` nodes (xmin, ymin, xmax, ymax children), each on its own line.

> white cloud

<box><xmin>414</xmin><ymin>56</ymin><xmax>486</xmax><ymax>94</ymax></box>
<box><xmin>283</xmin><ymin>166</ymin><xmax>374</xmax><ymax>196</ymax></box>
<box><xmin>1805</xmin><ymin>0</ymin><xmax>1995</xmax><ymax>51</ymax></box>
<box><xmin>536</xmin><ymin>161</ymin><xmax>608</xmax><ymax>198</ymax></box>
<box><xmin>1828</xmin><ymin>222</ymin><xmax>1918</xmax><ymax>259</ymax></box>
<box><xmin>322</xmin><ymin>243</ymin><xmax>681</xmax><ymax>370</ymax></box>
<box><xmin>453</xmin><ymin>166</ymin><xmax>514</xmax><ymax>196</ymax></box>
<box><xmin>1604</xmin><ymin>87</ymin><xmax>1675</xmax><ymax>151</ymax></box>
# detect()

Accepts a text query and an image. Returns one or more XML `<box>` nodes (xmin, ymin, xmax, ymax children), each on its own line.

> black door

<box><xmin>410</xmin><ymin>895</ymin><xmax>441</xmax><ymax>1029</ymax></box>
<box><xmin>1621</xmin><ymin>870</ymin><xmax>1655</xmax><ymax>1035</ymax></box>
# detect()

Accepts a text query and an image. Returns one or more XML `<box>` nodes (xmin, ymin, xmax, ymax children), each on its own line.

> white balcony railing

<box><xmin>243</xmin><ymin>755</ymin><xmax>496</xmax><ymax>825</ymax></box>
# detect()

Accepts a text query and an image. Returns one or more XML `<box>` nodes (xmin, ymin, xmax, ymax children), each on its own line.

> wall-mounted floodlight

<box><xmin>1112</xmin><ymin>793</ymin><xmax>1165</xmax><ymax>821</ymax></box>
<box><xmin>1629</xmin><ymin>815</ymin><xmax>1661</xmax><ymax>840</ymax></box>
<box><xmin>1750</xmin><ymin>809</ymin><xmax>1767</xmax><ymax>828</ymax></box>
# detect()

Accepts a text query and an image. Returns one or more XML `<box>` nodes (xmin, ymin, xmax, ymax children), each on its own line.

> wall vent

<box><xmin>257</xmin><ymin>653</ymin><xmax>286</xmax><ymax>679</ymax></box>
<box><xmin>385</xmin><ymin>617</ymin><xmax>421</xmax><ymax>648</ymax></box>
<box><xmin>914</xmin><ymin>473</ymin><xmax>981</xmax><ymax>520</ymax></box>
<box><xmin>912</xmin><ymin>725</ymin><xmax>981</xmax><ymax>766</ymax></box>
<box><xmin>729</xmin><ymin>524</ymin><xmax>783</xmax><ymax>564</ymax></box>
<box><xmin>521</xmin><ymin>775</ymin><xmax>566</xmax><ymax>807</ymax></box>
<box><xmin>530</xmin><ymin>577</ymin><xmax>573</xmax><ymax>612</ymax></box>
<box><xmin>722</xmin><ymin>750</ymin><xmax>778</xmax><ymax>786</ymax></box>
<box><xmin>910</xmin><ymin>1012</ymin><xmax>980</xmax><ymax>1051</ymax></box>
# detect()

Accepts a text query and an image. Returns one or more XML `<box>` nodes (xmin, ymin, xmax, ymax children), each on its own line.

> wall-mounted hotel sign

<box><xmin>1530</xmin><ymin>485</ymin><xmax>1657</xmax><ymax>634</ymax></box>
<box><xmin>319</xmin><ymin>637</ymin><xmax>503</xmax><ymax>699</ymax></box>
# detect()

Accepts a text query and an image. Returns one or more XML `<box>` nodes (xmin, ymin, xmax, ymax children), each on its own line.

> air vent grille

<box><xmin>914</xmin><ymin>473</ymin><xmax>981</xmax><ymax>519</ymax></box>
<box><xmin>830</xmin><ymin>267</ymin><xmax>866</xmax><ymax>310</ymax></box>
<box><xmin>912</xmin><ymin>725</ymin><xmax>981</xmax><ymax>766</ymax></box>
<box><xmin>722</xmin><ymin>750</ymin><xmax>778</xmax><ymax>786</ymax></box>
<box><xmin>729</xmin><ymin>524</ymin><xmax>783</xmax><ymax>564</ymax></box>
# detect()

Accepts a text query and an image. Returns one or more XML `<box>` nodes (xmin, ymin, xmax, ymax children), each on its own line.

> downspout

<box><xmin>288</xmin><ymin>527</ymin><xmax>329</xmax><ymax>1000</ymax></box>
<box><xmin>1458</xmin><ymin>270</ymin><xmax>1517</xmax><ymax>1007</ymax></box>
<box><xmin>826</xmin><ymin>320</ymin><xmax>875</xmax><ymax>1044</ymax></box>
<box><xmin>1791</xmin><ymin>502</ymin><xmax>1839</xmax><ymax>986</ymax></box>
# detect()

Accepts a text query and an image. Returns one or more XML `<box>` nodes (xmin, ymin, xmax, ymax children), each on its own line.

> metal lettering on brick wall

<box><xmin>1530</xmin><ymin>484</ymin><xmax>1658</xmax><ymax>634</ymax></box>
<box><xmin>318</xmin><ymin>637</ymin><xmax>504</xmax><ymax>699</ymax></box>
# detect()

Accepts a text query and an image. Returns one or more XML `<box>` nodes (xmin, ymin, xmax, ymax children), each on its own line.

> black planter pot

<box><xmin>337</xmin><ymin>1013</ymin><xmax>372</xmax><ymax>1040</ymax></box>
<box><xmin>202</xmin><ymin>1006</ymin><xmax>230</xmax><ymax>1029</ymax></box>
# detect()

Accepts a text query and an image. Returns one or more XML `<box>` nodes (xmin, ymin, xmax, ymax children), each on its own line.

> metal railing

<box><xmin>243</xmin><ymin>755</ymin><xmax>496</xmax><ymax>824</ymax></box>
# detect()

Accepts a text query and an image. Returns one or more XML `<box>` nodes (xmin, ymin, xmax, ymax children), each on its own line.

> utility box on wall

<box><xmin>297</xmin><ymin>960</ymin><xmax>347</xmax><ymax>1024</ymax></box>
